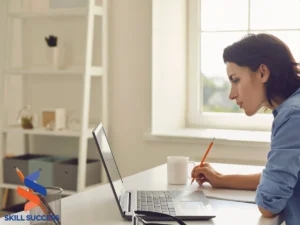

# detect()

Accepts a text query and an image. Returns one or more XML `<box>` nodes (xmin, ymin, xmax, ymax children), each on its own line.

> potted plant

<box><xmin>21</xmin><ymin>116</ymin><xmax>33</xmax><ymax>129</ymax></box>
<box><xmin>18</xmin><ymin>105</ymin><xmax>34</xmax><ymax>129</ymax></box>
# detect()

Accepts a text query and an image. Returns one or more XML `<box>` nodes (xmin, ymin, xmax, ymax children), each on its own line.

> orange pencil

<box><xmin>190</xmin><ymin>137</ymin><xmax>215</xmax><ymax>185</ymax></box>
<box><xmin>15</xmin><ymin>167</ymin><xmax>48</xmax><ymax>216</ymax></box>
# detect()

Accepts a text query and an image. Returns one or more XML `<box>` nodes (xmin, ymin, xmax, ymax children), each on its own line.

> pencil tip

<box><xmin>212</xmin><ymin>137</ymin><xmax>215</xmax><ymax>142</ymax></box>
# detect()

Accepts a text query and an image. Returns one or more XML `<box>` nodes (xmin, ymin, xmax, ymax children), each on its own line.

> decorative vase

<box><xmin>48</xmin><ymin>46</ymin><xmax>59</xmax><ymax>69</ymax></box>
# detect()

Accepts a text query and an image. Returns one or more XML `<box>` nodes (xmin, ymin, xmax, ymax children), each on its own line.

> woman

<box><xmin>192</xmin><ymin>33</ymin><xmax>300</xmax><ymax>225</ymax></box>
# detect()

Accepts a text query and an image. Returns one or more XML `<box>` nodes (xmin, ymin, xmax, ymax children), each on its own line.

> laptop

<box><xmin>92</xmin><ymin>123</ymin><xmax>216</xmax><ymax>220</ymax></box>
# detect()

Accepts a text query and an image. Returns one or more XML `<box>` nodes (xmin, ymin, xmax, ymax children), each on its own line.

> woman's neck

<box><xmin>267</xmin><ymin>97</ymin><xmax>286</xmax><ymax>110</ymax></box>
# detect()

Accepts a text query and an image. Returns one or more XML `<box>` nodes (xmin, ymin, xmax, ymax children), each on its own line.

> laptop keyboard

<box><xmin>137</xmin><ymin>191</ymin><xmax>176</xmax><ymax>216</ymax></box>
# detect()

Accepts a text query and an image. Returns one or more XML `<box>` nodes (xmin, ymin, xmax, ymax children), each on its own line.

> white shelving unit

<box><xmin>0</xmin><ymin>0</ymin><xmax>108</xmax><ymax>195</ymax></box>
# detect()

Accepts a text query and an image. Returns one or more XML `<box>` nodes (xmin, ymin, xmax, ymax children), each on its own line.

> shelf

<box><xmin>6</xmin><ymin>66</ymin><xmax>104</xmax><ymax>77</ymax></box>
<box><xmin>0</xmin><ymin>183</ymin><xmax>76</xmax><ymax>195</ymax></box>
<box><xmin>2</xmin><ymin>127</ymin><xmax>95</xmax><ymax>138</ymax></box>
<box><xmin>8</xmin><ymin>7</ymin><xmax>103</xmax><ymax>18</ymax></box>
<box><xmin>2</xmin><ymin>1</ymin><xmax>108</xmax><ymax>195</ymax></box>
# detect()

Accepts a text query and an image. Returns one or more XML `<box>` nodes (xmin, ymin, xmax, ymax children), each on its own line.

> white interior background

<box><xmin>0</xmin><ymin>0</ymin><xmax>275</xmax><ymax>206</ymax></box>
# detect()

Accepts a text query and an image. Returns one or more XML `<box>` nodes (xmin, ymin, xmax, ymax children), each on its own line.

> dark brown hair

<box><xmin>223</xmin><ymin>33</ymin><xmax>300</xmax><ymax>106</ymax></box>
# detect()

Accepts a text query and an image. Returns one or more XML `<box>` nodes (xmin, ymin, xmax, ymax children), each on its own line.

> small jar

<box><xmin>18</xmin><ymin>105</ymin><xmax>34</xmax><ymax>129</ymax></box>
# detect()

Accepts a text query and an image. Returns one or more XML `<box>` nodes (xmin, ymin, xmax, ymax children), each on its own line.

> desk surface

<box><xmin>1</xmin><ymin>163</ymin><xmax>283</xmax><ymax>225</ymax></box>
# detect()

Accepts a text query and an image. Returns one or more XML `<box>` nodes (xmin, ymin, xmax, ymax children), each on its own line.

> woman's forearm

<box><xmin>219</xmin><ymin>173</ymin><xmax>261</xmax><ymax>190</ymax></box>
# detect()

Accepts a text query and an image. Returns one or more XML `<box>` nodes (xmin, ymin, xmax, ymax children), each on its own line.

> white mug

<box><xmin>167</xmin><ymin>156</ymin><xmax>194</xmax><ymax>185</ymax></box>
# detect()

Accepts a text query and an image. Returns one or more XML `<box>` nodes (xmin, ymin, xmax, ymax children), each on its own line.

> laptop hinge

<box><xmin>128</xmin><ymin>192</ymin><xmax>131</xmax><ymax>213</ymax></box>
<box><xmin>120</xmin><ymin>191</ymin><xmax>131</xmax><ymax>214</ymax></box>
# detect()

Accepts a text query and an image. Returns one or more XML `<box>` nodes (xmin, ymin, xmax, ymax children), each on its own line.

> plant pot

<box><xmin>21</xmin><ymin>117</ymin><xmax>34</xmax><ymax>129</ymax></box>
<box><xmin>47</xmin><ymin>47</ymin><xmax>59</xmax><ymax>69</ymax></box>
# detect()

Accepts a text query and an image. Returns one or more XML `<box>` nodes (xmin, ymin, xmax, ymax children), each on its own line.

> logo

<box><xmin>17</xmin><ymin>170</ymin><xmax>47</xmax><ymax>211</ymax></box>
<box><xmin>4</xmin><ymin>170</ymin><xmax>60</xmax><ymax>223</ymax></box>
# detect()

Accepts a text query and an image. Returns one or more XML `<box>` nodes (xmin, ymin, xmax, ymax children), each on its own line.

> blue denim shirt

<box><xmin>255</xmin><ymin>88</ymin><xmax>300</xmax><ymax>225</ymax></box>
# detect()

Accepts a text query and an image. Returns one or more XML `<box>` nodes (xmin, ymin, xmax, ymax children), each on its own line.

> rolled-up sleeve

<box><xmin>255</xmin><ymin>106</ymin><xmax>300</xmax><ymax>214</ymax></box>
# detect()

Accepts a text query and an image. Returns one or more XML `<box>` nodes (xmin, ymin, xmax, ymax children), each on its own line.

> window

<box><xmin>188</xmin><ymin>0</ymin><xmax>300</xmax><ymax>131</ymax></box>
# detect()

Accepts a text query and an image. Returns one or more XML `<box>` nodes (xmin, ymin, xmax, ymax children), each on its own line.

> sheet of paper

<box><xmin>200</xmin><ymin>185</ymin><xmax>256</xmax><ymax>203</ymax></box>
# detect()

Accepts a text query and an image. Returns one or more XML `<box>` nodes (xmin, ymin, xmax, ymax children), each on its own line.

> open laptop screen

<box><xmin>92</xmin><ymin>124</ymin><xmax>125</xmax><ymax>203</ymax></box>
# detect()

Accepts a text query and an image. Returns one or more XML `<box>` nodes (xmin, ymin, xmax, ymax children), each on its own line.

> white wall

<box><xmin>152</xmin><ymin>0</ymin><xmax>187</xmax><ymax>131</ymax></box>
<box><xmin>108</xmin><ymin>0</ymin><xmax>269</xmax><ymax>177</ymax></box>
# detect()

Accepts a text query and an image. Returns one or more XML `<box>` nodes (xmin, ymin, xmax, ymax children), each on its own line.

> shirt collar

<box><xmin>272</xmin><ymin>87</ymin><xmax>300</xmax><ymax>118</ymax></box>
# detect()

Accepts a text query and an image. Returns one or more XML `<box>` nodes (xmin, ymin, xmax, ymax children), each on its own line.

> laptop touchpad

<box><xmin>176</xmin><ymin>191</ymin><xmax>206</xmax><ymax>212</ymax></box>
<box><xmin>179</xmin><ymin>191</ymin><xmax>205</xmax><ymax>202</ymax></box>
<box><xmin>180</xmin><ymin>201</ymin><xmax>203</xmax><ymax>209</ymax></box>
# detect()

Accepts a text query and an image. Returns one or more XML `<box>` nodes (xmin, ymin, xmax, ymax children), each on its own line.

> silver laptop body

<box><xmin>92</xmin><ymin>123</ymin><xmax>216</xmax><ymax>220</ymax></box>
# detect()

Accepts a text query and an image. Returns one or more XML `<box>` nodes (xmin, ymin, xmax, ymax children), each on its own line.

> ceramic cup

<box><xmin>167</xmin><ymin>156</ymin><xmax>194</xmax><ymax>185</ymax></box>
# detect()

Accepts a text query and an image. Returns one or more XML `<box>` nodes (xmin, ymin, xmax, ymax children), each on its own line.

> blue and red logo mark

<box><xmin>4</xmin><ymin>170</ymin><xmax>60</xmax><ymax>222</ymax></box>
<box><xmin>17</xmin><ymin>170</ymin><xmax>47</xmax><ymax>211</ymax></box>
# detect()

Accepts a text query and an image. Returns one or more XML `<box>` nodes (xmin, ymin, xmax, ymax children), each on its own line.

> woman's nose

<box><xmin>229</xmin><ymin>87</ymin><xmax>237</xmax><ymax>100</ymax></box>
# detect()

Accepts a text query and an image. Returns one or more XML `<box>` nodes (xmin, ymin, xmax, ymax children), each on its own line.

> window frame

<box><xmin>187</xmin><ymin>0</ymin><xmax>275</xmax><ymax>131</ymax></box>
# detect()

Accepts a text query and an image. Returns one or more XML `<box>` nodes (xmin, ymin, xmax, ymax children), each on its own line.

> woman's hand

<box><xmin>191</xmin><ymin>162</ymin><xmax>224</xmax><ymax>188</ymax></box>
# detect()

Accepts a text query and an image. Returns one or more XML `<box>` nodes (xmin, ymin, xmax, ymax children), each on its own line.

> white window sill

<box><xmin>144</xmin><ymin>128</ymin><xmax>271</xmax><ymax>148</ymax></box>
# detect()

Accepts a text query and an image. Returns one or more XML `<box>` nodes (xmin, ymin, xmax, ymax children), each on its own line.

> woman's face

<box><xmin>226</xmin><ymin>62</ymin><xmax>269</xmax><ymax>116</ymax></box>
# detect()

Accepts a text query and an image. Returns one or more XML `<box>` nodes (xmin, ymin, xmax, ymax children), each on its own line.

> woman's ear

<box><xmin>259</xmin><ymin>64</ymin><xmax>270</xmax><ymax>83</ymax></box>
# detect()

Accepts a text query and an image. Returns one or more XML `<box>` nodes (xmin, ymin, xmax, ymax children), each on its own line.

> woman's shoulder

<box><xmin>272</xmin><ymin>103</ymin><xmax>300</xmax><ymax>135</ymax></box>
<box><xmin>275</xmin><ymin>104</ymin><xmax>299</xmax><ymax>120</ymax></box>
<box><xmin>275</xmin><ymin>93</ymin><xmax>300</xmax><ymax>120</ymax></box>
<box><xmin>286</xmin><ymin>92</ymin><xmax>300</xmax><ymax>109</ymax></box>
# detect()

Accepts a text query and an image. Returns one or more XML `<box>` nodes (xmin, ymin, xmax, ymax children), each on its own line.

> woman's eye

<box><xmin>232</xmin><ymin>78</ymin><xmax>240</xmax><ymax>84</ymax></box>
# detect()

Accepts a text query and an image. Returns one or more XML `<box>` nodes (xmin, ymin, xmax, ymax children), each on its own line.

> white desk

<box><xmin>1</xmin><ymin>163</ymin><xmax>283</xmax><ymax>225</ymax></box>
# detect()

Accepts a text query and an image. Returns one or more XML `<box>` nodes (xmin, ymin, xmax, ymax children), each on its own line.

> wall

<box><xmin>108</xmin><ymin>0</ymin><xmax>269</xmax><ymax>177</ymax></box>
